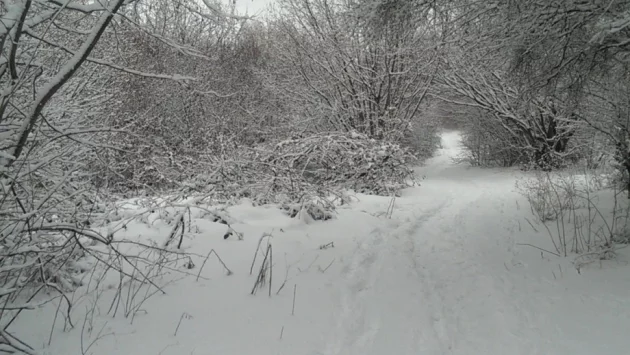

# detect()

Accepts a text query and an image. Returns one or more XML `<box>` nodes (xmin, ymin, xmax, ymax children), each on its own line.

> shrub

<box><xmin>517</xmin><ymin>168</ymin><xmax>629</xmax><ymax>258</ymax></box>
<box><xmin>181</xmin><ymin>132</ymin><xmax>418</xmax><ymax>219</ymax></box>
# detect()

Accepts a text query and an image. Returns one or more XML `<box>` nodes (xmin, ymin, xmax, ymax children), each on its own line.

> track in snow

<box><xmin>324</xmin><ymin>131</ymin><xmax>541</xmax><ymax>355</ymax></box>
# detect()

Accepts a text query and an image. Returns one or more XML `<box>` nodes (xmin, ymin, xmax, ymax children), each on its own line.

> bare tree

<box><xmin>0</xmin><ymin>0</ymin><xmax>248</xmax><ymax>352</ymax></box>
<box><xmin>433</xmin><ymin>0</ymin><xmax>630</xmax><ymax>170</ymax></box>
<box><xmin>269</xmin><ymin>0</ymin><xmax>439</xmax><ymax>143</ymax></box>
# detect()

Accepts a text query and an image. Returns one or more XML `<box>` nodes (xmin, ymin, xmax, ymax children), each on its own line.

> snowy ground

<box><xmin>17</xmin><ymin>131</ymin><xmax>630</xmax><ymax>355</ymax></box>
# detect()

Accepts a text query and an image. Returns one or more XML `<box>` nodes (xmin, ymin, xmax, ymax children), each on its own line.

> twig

<box><xmin>158</xmin><ymin>343</ymin><xmax>179</xmax><ymax>355</ymax></box>
<box><xmin>524</xmin><ymin>217</ymin><xmax>539</xmax><ymax>233</ymax></box>
<box><xmin>80</xmin><ymin>316</ymin><xmax>111</xmax><ymax>355</ymax></box>
<box><xmin>48</xmin><ymin>296</ymin><xmax>63</xmax><ymax>346</ymax></box>
<box><xmin>164</xmin><ymin>213</ymin><xmax>185</xmax><ymax>249</ymax></box>
<box><xmin>386</xmin><ymin>196</ymin><xmax>396</xmax><ymax>219</ymax></box>
<box><xmin>269</xmin><ymin>244</ymin><xmax>273</xmax><ymax>297</ymax></box>
<box><xmin>276</xmin><ymin>253</ymin><xmax>301</xmax><ymax>295</ymax></box>
<box><xmin>174</xmin><ymin>312</ymin><xmax>191</xmax><ymax>337</ymax></box>
<box><xmin>251</xmin><ymin>244</ymin><xmax>272</xmax><ymax>295</ymax></box>
<box><xmin>318</xmin><ymin>258</ymin><xmax>335</xmax><ymax>273</ymax></box>
<box><xmin>516</xmin><ymin>243</ymin><xmax>561</xmax><ymax>257</ymax></box>
<box><xmin>196</xmin><ymin>249</ymin><xmax>233</xmax><ymax>281</ymax></box>
<box><xmin>292</xmin><ymin>284</ymin><xmax>297</xmax><ymax>316</ymax></box>
<box><xmin>298</xmin><ymin>255</ymin><xmax>319</xmax><ymax>273</ymax></box>
<box><xmin>0</xmin><ymin>330</ymin><xmax>37</xmax><ymax>355</ymax></box>
<box><xmin>319</xmin><ymin>242</ymin><xmax>334</xmax><ymax>250</ymax></box>
<box><xmin>250</xmin><ymin>233</ymin><xmax>272</xmax><ymax>275</ymax></box>
<box><xmin>177</xmin><ymin>215</ymin><xmax>185</xmax><ymax>249</ymax></box>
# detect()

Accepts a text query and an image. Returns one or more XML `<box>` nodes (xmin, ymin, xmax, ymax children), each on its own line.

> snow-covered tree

<box><xmin>433</xmin><ymin>0</ymin><xmax>630</xmax><ymax>171</ymax></box>
<box><xmin>0</xmin><ymin>0</ymin><xmax>247</xmax><ymax>351</ymax></box>
<box><xmin>268</xmin><ymin>0</ymin><xmax>439</xmax><ymax>145</ymax></box>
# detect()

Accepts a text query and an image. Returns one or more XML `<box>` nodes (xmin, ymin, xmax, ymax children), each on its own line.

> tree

<box><xmin>269</xmin><ymin>0</ymin><xmax>439</xmax><ymax>144</ymax></box>
<box><xmin>0</xmin><ymin>0</ymin><xmax>243</xmax><ymax>351</ymax></box>
<box><xmin>434</xmin><ymin>0</ymin><xmax>630</xmax><ymax>170</ymax></box>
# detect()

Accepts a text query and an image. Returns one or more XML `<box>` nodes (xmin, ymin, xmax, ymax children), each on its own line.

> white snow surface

<box><xmin>16</xmin><ymin>131</ymin><xmax>630</xmax><ymax>355</ymax></box>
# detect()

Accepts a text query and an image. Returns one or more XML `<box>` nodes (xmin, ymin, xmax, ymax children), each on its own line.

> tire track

<box><xmin>325</xmin><ymin>200</ymin><xmax>453</xmax><ymax>355</ymax></box>
<box><xmin>324</xmin><ymin>229</ymin><xmax>386</xmax><ymax>355</ymax></box>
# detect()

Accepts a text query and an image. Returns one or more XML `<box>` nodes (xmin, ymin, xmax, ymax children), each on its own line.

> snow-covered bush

<box><xmin>517</xmin><ymin>171</ymin><xmax>584</xmax><ymax>223</ymax></box>
<box><xmin>517</xmin><ymin>169</ymin><xmax>628</xmax><ymax>257</ymax></box>
<box><xmin>267</xmin><ymin>132</ymin><xmax>417</xmax><ymax>195</ymax></box>
<box><xmin>180</xmin><ymin>132</ymin><xmax>417</xmax><ymax>219</ymax></box>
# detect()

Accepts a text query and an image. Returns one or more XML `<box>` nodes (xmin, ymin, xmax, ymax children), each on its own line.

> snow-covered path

<box><xmin>321</xmin><ymin>131</ymin><xmax>629</xmax><ymax>355</ymax></box>
<box><xmin>18</xmin><ymin>131</ymin><xmax>630</xmax><ymax>355</ymax></box>
<box><xmin>323</xmin><ymin>131</ymin><xmax>534</xmax><ymax>354</ymax></box>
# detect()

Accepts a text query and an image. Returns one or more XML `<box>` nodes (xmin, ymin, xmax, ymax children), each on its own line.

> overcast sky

<box><xmin>232</xmin><ymin>0</ymin><xmax>274</xmax><ymax>15</ymax></box>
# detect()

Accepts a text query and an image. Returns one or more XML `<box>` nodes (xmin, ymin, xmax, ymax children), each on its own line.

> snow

<box><xmin>13</xmin><ymin>131</ymin><xmax>630</xmax><ymax>354</ymax></box>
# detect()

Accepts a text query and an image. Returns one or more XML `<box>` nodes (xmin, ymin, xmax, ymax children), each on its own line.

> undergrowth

<box><xmin>516</xmin><ymin>168</ymin><xmax>629</xmax><ymax>268</ymax></box>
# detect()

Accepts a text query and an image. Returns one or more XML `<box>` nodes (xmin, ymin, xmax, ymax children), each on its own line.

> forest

<box><xmin>1</xmin><ymin>0</ymin><xmax>630</xmax><ymax>353</ymax></box>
